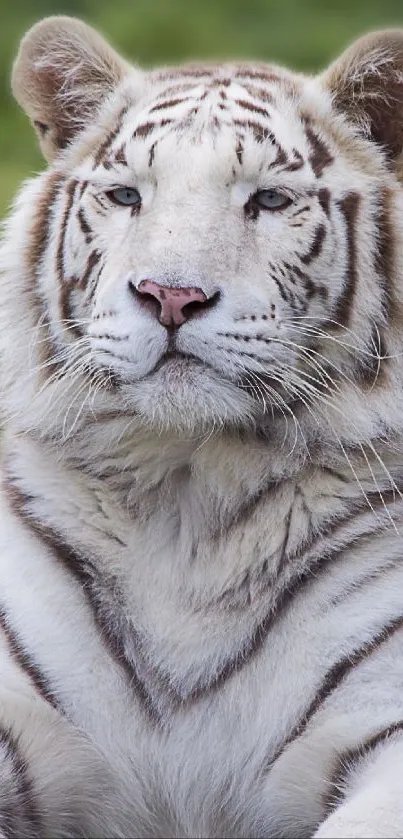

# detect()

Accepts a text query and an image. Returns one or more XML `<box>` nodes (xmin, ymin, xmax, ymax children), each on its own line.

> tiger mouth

<box><xmin>152</xmin><ymin>350</ymin><xmax>207</xmax><ymax>374</ymax></box>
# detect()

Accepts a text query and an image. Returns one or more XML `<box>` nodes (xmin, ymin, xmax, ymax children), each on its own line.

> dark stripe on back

<box><xmin>323</xmin><ymin>720</ymin><xmax>403</xmax><ymax>816</ymax></box>
<box><xmin>0</xmin><ymin>725</ymin><xmax>42</xmax><ymax>839</ymax></box>
<box><xmin>333</xmin><ymin>192</ymin><xmax>360</xmax><ymax>326</ymax></box>
<box><xmin>0</xmin><ymin>606</ymin><xmax>59</xmax><ymax>710</ymax></box>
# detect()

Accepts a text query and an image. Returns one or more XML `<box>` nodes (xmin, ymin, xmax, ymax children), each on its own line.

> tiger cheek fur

<box><xmin>1</xmin><ymin>14</ymin><xmax>403</xmax><ymax>839</ymax></box>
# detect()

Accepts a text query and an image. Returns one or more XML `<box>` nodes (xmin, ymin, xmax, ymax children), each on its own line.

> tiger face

<box><xmin>6</xmin><ymin>18</ymin><xmax>403</xmax><ymax>436</ymax></box>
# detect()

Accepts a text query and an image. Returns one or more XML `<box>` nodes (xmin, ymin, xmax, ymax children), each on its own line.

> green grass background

<box><xmin>1</xmin><ymin>0</ymin><xmax>403</xmax><ymax>216</ymax></box>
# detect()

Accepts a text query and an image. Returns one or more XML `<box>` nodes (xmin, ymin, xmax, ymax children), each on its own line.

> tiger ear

<box><xmin>11</xmin><ymin>16</ymin><xmax>133</xmax><ymax>162</ymax></box>
<box><xmin>321</xmin><ymin>30</ymin><xmax>403</xmax><ymax>161</ymax></box>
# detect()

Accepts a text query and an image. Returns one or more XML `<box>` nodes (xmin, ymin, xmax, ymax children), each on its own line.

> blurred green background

<box><xmin>1</xmin><ymin>0</ymin><xmax>403</xmax><ymax>216</ymax></box>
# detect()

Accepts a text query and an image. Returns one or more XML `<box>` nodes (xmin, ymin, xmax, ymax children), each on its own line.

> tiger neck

<box><xmin>4</xmin><ymin>426</ymin><xmax>299</xmax><ymax>540</ymax></box>
<box><xmin>3</xmin><ymin>424</ymin><xmax>394</xmax><ymax>559</ymax></box>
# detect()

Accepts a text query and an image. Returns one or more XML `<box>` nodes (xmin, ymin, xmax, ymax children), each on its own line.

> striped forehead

<box><xmin>92</xmin><ymin>65</ymin><xmax>331</xmax><ymax>181</ymax></box>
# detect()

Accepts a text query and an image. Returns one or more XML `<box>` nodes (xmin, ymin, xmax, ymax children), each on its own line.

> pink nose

<box><xmin>135</xmin><ymin>279</ymin><xmax>209</xmax><ymax>327</ymax></box>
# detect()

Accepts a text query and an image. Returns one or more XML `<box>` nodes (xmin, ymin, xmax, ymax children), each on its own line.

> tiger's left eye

<box><xmin>107</xmin><ymin>187</ymin><xmax>142</xmax><ymax>207</ymax></box>
<box><xmin>253</xmin><ymin>190</ymin><xmax>292</xmax><ymax>211</ymax></box>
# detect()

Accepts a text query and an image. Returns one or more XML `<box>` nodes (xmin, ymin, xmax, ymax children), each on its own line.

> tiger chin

<box><xmin>2</xmin><ymin>14</ymin><xmax>403</xmax><ymax>839</ymax></box>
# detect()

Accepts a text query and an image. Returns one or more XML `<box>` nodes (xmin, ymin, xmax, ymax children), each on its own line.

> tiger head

<box><xmin>3</xmin><ymin>17</ymin><xmax>403</xmax><ymax>446</ymax></box>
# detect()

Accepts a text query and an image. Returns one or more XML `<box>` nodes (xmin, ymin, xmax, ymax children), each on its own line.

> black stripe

<box><xmin>235</xmin><ymin>98</ymin><xmax>270</xmax><ymax>118</ymax></box>
<box><xmin>268</xmin><ymin>144</ymin><xmax>288</xmax><ymax>169</ymax></box>
<box><xmin>56</xmin><ymin>180</ymin><xmax>78</xmax><ymax>287</ymax></box>
<box><xmin>333</xmin><ymin>193</ymin><xmax>360</xmax><ymax>326</ymax></box>
<box><xmin>79</xmin><ymin>249</ymin><xmax>102</xmax><ymax>291</ymax></box>
<box><xmin>235</xmin><ymin>136</ymin><xmax>244</xmax><ymax>165</ymax></box>
<box><xmin>59</xmin><ymin>249</ymin><xmax>102</xmax><ymax>328</ymax></box>
<box><xmin>78</xmin><ymin>180</ymin><xmax>88</xmax><ymax>199</ymax></box>
<box><xmin>300</xmin><ymin>224</ymin><xmax>326</xmax><ymax>265</ymax></box>
<box><xmin>374</xmin><ymin>187</ymin><xmax>394</xmax><ymax>321</ymax></box>
<box><xmin>318</xmin><ymin>188</ymin><xmax>331</xmax><ymax>217</ymax></box>
<box><xmin>267</xmin><ymin>617</ymin><xmax>403</xmax><ymax>773</ymax></box>
<box><xmin>133</xmin><ymin>119</ymin><xmax>173</xmax><ymax>139</ymax></box>
<box><xmin>284</xmin><ymin>149</ymin><xmax>304</xmax><ymax>171</ymax></box>
<box><xmin>233</xmin><ymin>118</ymin><xmax>275</xmax><ymax>144</ymax></box>
<box><xmin>77</xmin><ymin>207</ymin><xmax>93</xmax><ymax>244</ymax></box>
<box><xmin>93</xmin><ymin>105</ymin><xmax>129</xmax><ymax>168</ymax></box>
<box><xmin>235</xmin><ymin>69</ymin><xmax>286</xmax><ymax>84</ymax></box>
<box><xmin>114</xmin><ymin>144</ymin><xmax>128</xmax><ymax>166</ymax></box>
<box><xmin>241</xmin><ymin>83</ymin><xmax>274</xmax><ymax>104</ymax></box>
<box><xmin>0</xmin><ymin>725</ymin><xmax>42</xmax><ymax>838</ymax></box>
<box><xmin>0</xmin><ymin>607</ymin><xmax>59</xmax><ymax>710</ymax></box>
<box><xmin>150</xmin><ymin>97</ymin><xmax>189</xmax><ymax>112</ymax></box>
<box><xmin>92</xmin><ymin>193</ymin><xmax>109</xmax><ymax>213</ymax></box>
<box><xmin>323</xmin><ymin>720</ymin><xmax>403</xmax><ymax>816</ymax></box>
<box><xmin>148</xmin><ymin>142</ymin><xmax>157</xmax><ymax>167</ymax></box>
<box><xmin>303</xmin><ymin>119</ymin><xmax>334</xmax><ymax>177</ymax></box>
<box><xmin>26</xmin><ymin>172</ymin><xmax>65</xmax><ymax>375</ymax></box>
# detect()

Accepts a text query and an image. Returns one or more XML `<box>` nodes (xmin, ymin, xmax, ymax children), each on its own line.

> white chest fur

<box><xmin>2</xmin><ymin>433</ymin><xmax>403</xmax><ymax>836</ymax></box>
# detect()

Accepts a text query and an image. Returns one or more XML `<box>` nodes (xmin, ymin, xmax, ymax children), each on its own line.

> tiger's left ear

<box><xmin>12</xmin><ymin>16</ymin><xmax>135</xmax><ymax>162</ymax></box>
<box><xmin>321</xmin><ymin>30</ymin><xmax>403</xmax><ymax>161</ymax></box>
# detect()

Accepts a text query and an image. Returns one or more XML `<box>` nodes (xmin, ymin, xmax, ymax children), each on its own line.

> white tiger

<box><xmin>1</xmin><ymin>14</ymin><xmax>403</xmax><ymax>837</ymax></box>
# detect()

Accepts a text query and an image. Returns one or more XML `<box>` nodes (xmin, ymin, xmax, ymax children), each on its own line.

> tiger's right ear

<box><xmin>321</xmin><ymin>30</ymin><xmax>403</xmax><ymax>162</ymax></box>
<box><xmin>12</xmin><ymin>16</ymin><xmax>135</xmax><ymax>162</ymax></box>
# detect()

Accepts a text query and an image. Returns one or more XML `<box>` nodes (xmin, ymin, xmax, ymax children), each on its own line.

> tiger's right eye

<box><xmin>107</xmin><ymin>187</ymin><xmax>141</xmax><ymax>207</ymax></box>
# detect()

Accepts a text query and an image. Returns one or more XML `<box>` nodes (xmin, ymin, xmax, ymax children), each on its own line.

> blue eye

<box><xmin>107</xmin><ymin>187</ymin><xmax>141</xmax><ymax>207</ymax></box>
<box><xmin>254</xmin><ymin>190</ymin><xmax>292</xmax><ymax>210</ymax></box>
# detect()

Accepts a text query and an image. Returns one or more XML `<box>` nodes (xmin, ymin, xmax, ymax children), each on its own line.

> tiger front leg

<box><xmin>314</xmin><ymin>734</ymin><xmax>403</xmax><ymax>838</ymax></box>
<box><xmin>0</xmin><ymin>694</ymin><xmax>132</xmax><ymax>838</ymax></box>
